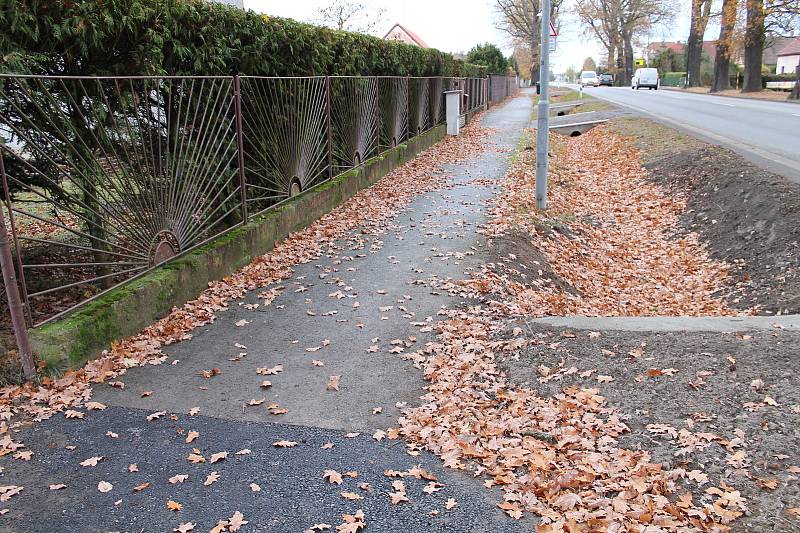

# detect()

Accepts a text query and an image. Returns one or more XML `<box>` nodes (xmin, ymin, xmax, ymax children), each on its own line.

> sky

<box><xmin>244</xmin><ymin>0</ymin><xmax>694</xmax><ymax>73</ymax></box>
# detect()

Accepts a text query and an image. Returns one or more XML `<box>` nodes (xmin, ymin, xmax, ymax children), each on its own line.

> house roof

<box><xmin>647</xmin><ymin>36</ymin><xmax>798</xmax><ymax>67</ymax></box>
<box><xmin>648</xmin><ymin>41</ymin><xmax>718</xmax><ymax>62</ymax></box>
<box><xmin>648</xmin><ymin>41</ymin><xmax>685</xmax><ymax>54</ymax></box>
<box><xmin>383</xmin><ymin>23</ymin><xmax>429</xmax><ymax>48</ymax></box>
<box><xmin>776</xmin><ymin>37</ymin><xmax>800</xmax><ymax>57</ymax></box>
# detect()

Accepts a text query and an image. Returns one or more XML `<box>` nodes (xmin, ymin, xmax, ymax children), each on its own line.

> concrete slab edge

<box><xmin>529</xmin><ymin>315</ymin><xmax>800</xmax><ymax>332</ymax></box>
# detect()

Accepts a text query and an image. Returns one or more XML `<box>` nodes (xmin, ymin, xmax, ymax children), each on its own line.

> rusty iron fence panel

<box><xmin>0</xmin><ymin>75</ymin><xmax>243</xmax><ymax>327</ymax></box>
<box><xmin>330</xmin><ymin>76</ymin><xmax>380</xmax><ymax>170</ymax></box>
<box><xmin>0</xmin><ymin>73</ymin><xmax>492</xmax><ymax>371</ymax></box>
<box><xmin>408</xmin><ymin>77</ymin><xmax>430</xmax><ymax>136</ymax></box>
<box><xmin>428</xmin><ymin>77</ymin><xmax>445</xmax><ymax>125</ymax></box>
<box><xmin>239</xmin><ymin>76</ymin><xmax>330</xmax><ymax>215</ymax></box>
<box><xmin>378</xmin><ymin>77</ymin><xmax>409</xmax><ymax>149</ymax></box>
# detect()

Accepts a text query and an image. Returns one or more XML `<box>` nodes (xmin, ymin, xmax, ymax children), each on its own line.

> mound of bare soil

<box><xmin>644</xmin><ymin>145</ymin><xmax>800</xmax><ymax>315</ymax></box>
<box><xmin>487</xmin><ymin>231</ymin><xmax>579</xmax><ymax>296</ymax></box>
<box><xmin>498</xmin><ymin>323</ymin><xmax>800</xmax><ymax>532</ymax></box>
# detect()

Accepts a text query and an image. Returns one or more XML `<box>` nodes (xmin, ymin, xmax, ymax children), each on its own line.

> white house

<box><xmin>776</xmin><ymin>38</ymin><xmax>800</xmax><ymax>75</ymax></box>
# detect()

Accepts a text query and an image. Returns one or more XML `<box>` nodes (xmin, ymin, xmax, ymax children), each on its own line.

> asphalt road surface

<box><xmin>578</xmin><ymin>85</ymin><xmax>800</xmax><ymax>181</ymax></box>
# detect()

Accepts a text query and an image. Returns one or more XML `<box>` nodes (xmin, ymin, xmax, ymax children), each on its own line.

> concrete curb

<box><xmin>529</xmin><ymin>315</ymin><xmax>800</xmax><ymax>332</ymax></box>
<box><xmin>30</xmin><ymin>125</ymin><xmax>447</xmax><ymax>372</ymax></box>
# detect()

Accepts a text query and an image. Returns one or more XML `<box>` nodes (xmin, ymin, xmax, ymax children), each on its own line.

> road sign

<box><xmin>635</xmin><ymin>58</ymin><xmax>646</xmax><ymax>66</ymax></box>
<box><xmin>549</xmin><ymin>36</ymin><xmax>557</xmax><ymax>53</ymax></box>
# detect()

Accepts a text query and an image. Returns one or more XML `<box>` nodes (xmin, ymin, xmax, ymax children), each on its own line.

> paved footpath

<box><xmin>0</xmin><ymin>92</ymin><xmax>534</xmax><ymax>532</ymax></box>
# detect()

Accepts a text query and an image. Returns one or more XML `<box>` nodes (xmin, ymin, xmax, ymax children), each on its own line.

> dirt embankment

<box><xmin>483</xmin><ymin>119</ymin><xmax>800</xmax><ymax>531</ymax></box>
<box><xmin>481</xmin><ymin>123</ymin><xmax>740</xmax><ymax>317</ymax></box>
<box><xmin>612</xmin><ymin>118</ymin><xmax>800</xmax><ymax>315</ymax></box>
<box><xmin>498</xmin><ymin>324</ymin><xmax>800</xmax><ymax>533</ymax></box>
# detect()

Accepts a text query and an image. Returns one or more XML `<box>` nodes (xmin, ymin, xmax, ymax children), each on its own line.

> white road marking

<box><xmin>710</xmin><ymin>101</ymin><xmax>736</xmax><ymax>107</ymax></box>
<box><xmin>793</xmin><ymin>113</ymin><xmax>800</xmax><ymax>117</ymax></box>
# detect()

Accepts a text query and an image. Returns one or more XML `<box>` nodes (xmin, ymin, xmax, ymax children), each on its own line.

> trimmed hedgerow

<box><xmin>0</xmin><ymin>0</ymin><xmax>485</xmax><ymax>77</ymax></box>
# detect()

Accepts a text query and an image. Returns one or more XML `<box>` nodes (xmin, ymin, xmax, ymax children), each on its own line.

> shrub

<box><xmin>0</xmin><ymin>0</ymin><xmax>485</xmax><ymax>77</ymax></box>
<box><xmin>660</xmin><ymin>71</ymin><xmax>687</xmax><ymax>87</ymax></box>
<box><xmin>762</xmin><ymin>73</ymin><xmax>798</xmax><ymax>83</ymax></box>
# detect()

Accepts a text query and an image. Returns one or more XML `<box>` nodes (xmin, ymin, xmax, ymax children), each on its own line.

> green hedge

<box><xmin>762</xmin><ymin>73</ymin><xmax>798</xmax><ymax>83</ymax></box>
<box><xmin>660</xmin><ymin>71</ymin><xmax>686</xmax><ymax>87</ymax></box>
<box><xmin>0</xmin><ymin>0</ymin><xmax>485</xmax><ymax>77</ymax></box>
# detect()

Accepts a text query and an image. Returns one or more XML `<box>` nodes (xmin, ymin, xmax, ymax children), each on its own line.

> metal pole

<box><xmin>535</xmin><ymin>0</ymin><xmax>551</xmax><ymax>210</ymax></box>
<box><xmin>405</xmin><ymin>76</ymin><xmax>410</xmax><ymax>141</ymax></box>
<box><xmin>0</xmin><ymin>155</ymin><xmax>35</xmax><ymax>379</ymax></box>
<box><xmin>325</xmin><ymin>76</ymin><xmax>333</xmax><ymax>179</ymax></box>
<box><xmin>233</xmin><ymin>75</ymin><xmax>248</xmax><ymax>222</ymax></box>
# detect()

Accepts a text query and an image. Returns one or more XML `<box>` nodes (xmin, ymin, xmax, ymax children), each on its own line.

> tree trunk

<box><xmin>605</xmin><ymin>45</ymin><xmax>615</xmax><ymax>73</ymax></box>
<box><xmin>742</xmin><ymin>0</ymin><xmax>765</xmax><ymax>92</ymax></box>
<box><xmin>711</xmin><ymin>0</ymin><xmax>738</xmax><ymax>93</ymax></box>
<box><xmin>686</xmin><ymin>0</ymin><xmax>712</xmax><ymax>87</ymax></box>
<box><xmin>623</xmin><ymin>31</ymin><xmax>634</xmax><ymax>85</ymax></box>
<box><xmin>791</xmin><ymin>66</ymin><xmax>800</xmax><ymax>100</ymax></box>
<box><xmin>616</xmin><ymin>46</ymin><xmax>625</xmax><ymax>85</ymax></box>
<box><xmin>530</xmin><ymin>34</ymin><xmax>540</xmax><ymax>85</ymax></box>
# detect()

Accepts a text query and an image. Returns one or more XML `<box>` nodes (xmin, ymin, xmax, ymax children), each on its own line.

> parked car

<box><xmin>598</xmin><ymin>74</ymin><xmax>614</xmax><ymax>86</ymax></box>
<box><xmin>632</xmin><ymin>68</ymin><xmax>660</xmax><ymax>90</ymax></box>
<box><xmin>580</xmin><ymin>71</ymin><xmax>599</xmax><ymax>87</ymax></box>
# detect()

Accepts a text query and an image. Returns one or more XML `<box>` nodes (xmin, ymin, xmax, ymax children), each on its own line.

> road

<box><xmin>575</xmin><ymin>85</ymin><xmax>800</xmax><ymax>181</ymax></box>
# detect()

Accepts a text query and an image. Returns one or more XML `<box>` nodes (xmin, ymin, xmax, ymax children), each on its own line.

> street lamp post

<box><xmin>535</xmin><ymin>0</ymin><xmax>551</xmax><ymax>210</ymax></box>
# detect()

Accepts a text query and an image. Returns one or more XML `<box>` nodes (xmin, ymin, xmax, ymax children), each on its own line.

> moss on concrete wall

<box><xmin>30</xmin><ymin>125</ymin><xmax>446</xmax><ymax>372</ymax></box>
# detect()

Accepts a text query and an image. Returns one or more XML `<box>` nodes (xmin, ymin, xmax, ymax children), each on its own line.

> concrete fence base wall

<box><xmin>30</xmin><ymin>125</ymin><xmax>447</xmax><ymax>373</ymax></box>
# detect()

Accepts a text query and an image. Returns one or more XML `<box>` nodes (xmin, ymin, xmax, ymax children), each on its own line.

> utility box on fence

<box><xmin>445</xmin><ymin>90</ymin><xmax>461</xmax><ymax>136</ymax></box>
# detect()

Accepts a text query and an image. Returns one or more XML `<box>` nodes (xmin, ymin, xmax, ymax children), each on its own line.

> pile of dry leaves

<box><xmin>395</xmin><ymin>126</ymin><xmax>751</xmax><ymax>530</ymax></box>
<box><xmin>398</xmin><ymin>310</ymin><xmax>747</xmax><ymax>531</ymax></box>
<box><xmin>479</xmin><ymin>126</ymin><xmax>747</xmax><ymax>317</ymax></box>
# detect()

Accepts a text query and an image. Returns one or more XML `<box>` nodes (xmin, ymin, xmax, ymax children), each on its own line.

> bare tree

<box><xmin>618</xmin><ymin>0</ymin><xmax>675</xmax><ymax>83</ymax></box>
<box><xmin>711</xmin><ymin>0</ymin><xmax>738</xmax><ymax>92</ymax></box>
<box><xmin>576</xmin><ymin>0</ymin><xmax>674</xmax><ymax>85</ymax></box>
<box><xmin>495</xmin><ymin>0</ymin><xmax>564</xmax><ymax>83</ymax></box>
<box><xmin>311</xmin><ymin>0</ymin><xmax>386</xmax><ymax>34</ymax></box>
<box><xmin>577</xmin><ymin>0</ymin><xmax>623</xmax><ymax>83</ymax></box>
<box><xmin>686</xmin><ymin>0</ymin><xmax>715</xmax><ymax>87</ymax></box>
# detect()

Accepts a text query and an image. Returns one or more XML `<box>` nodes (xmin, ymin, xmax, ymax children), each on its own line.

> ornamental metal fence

<box><xmin>0</xmin><ymin>73</ymin><xmax>495</xmax><ymax>348</ymax></box>
<box><xmin>489</xmin><ymin>74</ymin><xmax>520</xmax><ymax>104</ymax></box>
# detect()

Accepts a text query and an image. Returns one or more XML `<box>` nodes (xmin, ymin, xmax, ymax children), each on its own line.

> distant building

<box><xmin>776</xmin><ymin>37</ymin><xmax>800</xmax><ymax>75</ymax></box>
<box><xmin>647</xmin><ymin>38</ymin><xmax>796</xmax><ymax>69</ymax></box>
<box><xmin>647</xmin><ymin>41</ymin><xmax>717</xmax><ymax>64</ymax></box>
<box><xmin>763</xmin><ymin>36</ymin><xmax>796</xmax><ymax>68</ymax></box>
<box><xmin>383</xmin><ymin>23</ymin><xmax>429</xmax><ymax>48</ymax></box>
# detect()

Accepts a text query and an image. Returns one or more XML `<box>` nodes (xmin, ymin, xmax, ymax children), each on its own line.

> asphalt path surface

<box><xmin>576</xmin><ymin>85</ymin><xmax>800</xmax><ymax>182</ymax></box>
<box><xmin>0</xmin><ymin>92</ymin><xmax>536</xmax><ymax>532</ymax></box>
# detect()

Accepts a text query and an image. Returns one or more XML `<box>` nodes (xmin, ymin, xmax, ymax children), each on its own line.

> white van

<box><xmin>580</xmin><ymin>71</ymin><xmax>599</xmax><ymax>87</ymax></box>
<box><xmin>632</xmin><ymin>68</ymin><xmax>659</xmax><ymax>90</ymax></box>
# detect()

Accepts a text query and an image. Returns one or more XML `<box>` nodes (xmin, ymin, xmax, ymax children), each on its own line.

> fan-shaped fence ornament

<box><xmin>379</xmin><ymin>77</ymin><xmax>409</xmax><ymax>149</ymax></box>
<box><xmin>0</xmin><ymin>73</ymin><xmax>494</xmax><ymax>326</ymax></box>
<box><xmin>330</xmin><ymin>77</ymin><xmax>380</xmax><ymax>170</ymax></box>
